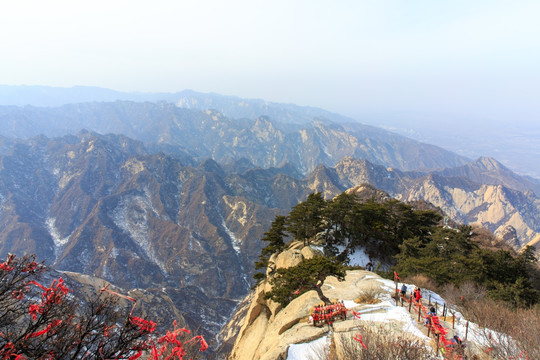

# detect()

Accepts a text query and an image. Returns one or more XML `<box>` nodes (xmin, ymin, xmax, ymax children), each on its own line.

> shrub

<box><xmin>0</xmin><ymin>254</ymin><xmax>208</xmax><ymax>359</ymax></box>
<box><xmin>403</xmin><ymin>274</ymin><xmax>438</xmax><ymax>292</ymax></box>
<box><xmin>459</xmin><ymin>299</ymin><xmax>540</xmax><ymax>360</ymax></box>
<box><xmin>306</xmin><ymin>323</ymin><xmax>433</xmax><ymax>360</ymax></box>
<box><xmin>354</xmin><ymin>285</ymin><xmax>385</xmax><ymax>304</ymax></box>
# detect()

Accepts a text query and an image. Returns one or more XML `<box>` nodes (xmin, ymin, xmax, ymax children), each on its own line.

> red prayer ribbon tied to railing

<box><xmin>352</xmin><ymin>310</ymin><xmax>361</xmax><ymax>320</ymax></box>
<box><xmin>402</xmin><ymin>291</ymin><xmax>459</xmax><ymax>358</ymax></box>
<box><xmin>100</xmin><ymin>286</ymin><xmax>209</xmax><ymax>360</ymax></box>
<box><xmin>353</xmin><ymin>333</ymin><xmax>367</xmax><ymax>349</ymax></box>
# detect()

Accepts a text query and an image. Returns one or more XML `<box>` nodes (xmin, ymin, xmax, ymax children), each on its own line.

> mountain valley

<box><xmin>0</xmin><ymin>91</ymin><xmax>538</xmax><ymax>353</ymax></box>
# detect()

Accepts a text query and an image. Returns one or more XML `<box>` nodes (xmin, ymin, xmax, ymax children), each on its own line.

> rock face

<box><xmin>0</xmin><ymin>132</ymin><xmax>287</xmax><ymax>339</ymax></box>
<box><xmin>335</xmin><ymin>157</ymin><xmax>540</xmax><ymax>250</ymax></box>
<box><xmin>0</xmin><ymin>131</ymin><xmax>539</xmax><ymax>343</ymax></box>
<box><xmin>0</xmin><ymin>101</ymin><xmax>469</xmax><ymax>174</ymax></box>
<box><xmin>0</xmin><ymin>100</ymin><xmax>539</xmax><ymax>347</ymax></box>
<box><xmin>223</xmin><ymin>242</ymin><xmax>409</xmax><ymax>360</ymax></box>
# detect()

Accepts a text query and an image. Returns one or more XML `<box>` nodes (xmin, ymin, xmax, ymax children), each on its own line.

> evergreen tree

<box><xmin>265</xmin><ymin>256</ymin><xmax>346</xmax><ymax>306</ymax></box>
<box><xmin>394</xmin><ymin>226</ymin><xmax>540</xmax><ymax>307</ymax></box>
<box><xmin>253</xmin><ymin>215</ymin><xmax>288</xmax><ymax>283</ymax></box>
<box><xmin>286</xmin><ymin>193</ymin><xmax>326</xmax><ymax>246</ymax></box>
<box><xmin>322</xmin><ymin>192</ymin><xmax>357</xmax><ymax>256</ymax></box>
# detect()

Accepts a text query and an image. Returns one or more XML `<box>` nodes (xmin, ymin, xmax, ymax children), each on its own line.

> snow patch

<box><xmin>220</xmin><ymin>219</ymin><xmax>249</xmax><ymax>289</ymax></box>
<box><xmin>222</xmin><ymin>219</ymin><xmax>241</xmax><ymax>254</ymax></box>
<box><xmin>46</xmin><ymin>217</ymin><xmax>71</xmax><ymax>261</ymax></box>
<box><xmin>347</xmin><ymin>247</ymin><xmax>370</xmax><ymax>267</ymax></box>
<box><xmin>287</xmin><ymin>335</ymin><xmax>329</xmax><ymax>360</ymax></box>
<box><xmin>46</xmin><ymin>217</ymin><xmax>70</xmax><ymax>247</ymax></box>
<box><xmin>110</xmin><ymin>193</ymin><xmax>167</xmax><ymax>274</ymax></box>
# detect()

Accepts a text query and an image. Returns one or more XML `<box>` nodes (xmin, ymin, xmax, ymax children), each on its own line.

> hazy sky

<box><xmin>1</xmin><ymin>0</ymin><xmax>539</xmax><ymax>128</ymax></box>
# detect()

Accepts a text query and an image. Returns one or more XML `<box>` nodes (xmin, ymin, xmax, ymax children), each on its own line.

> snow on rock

<box><xmin>347</xmin><ymin>247</ymin><xmax>370</xmax><ymax>267</ymax></box>
<box><xmin>46</xmin><ymin>217</ymin><xmax>70</xmax><ymax>248</ymax></box>
<box><xmin>355</xmin><ymin>301</ymin><xmax>430</xmax><ymax>341</ymax></box>
<box><xmin>110</xmin><ymin>193</ymin><xmax>167</xmax><ymax>274</ymax></box>
<box><xmin>222</xmin><ymin>219</ymin><xmax>242</xmax><ymax>254</ymax></box>
<box><xmin>229</xmin><ymin>245</ymin><xmax>514</xmax><ymax>360</ymax></box>
<box><xmin>46</xmin><ymin>217</ymin><xmax>71</xmax><ymax>261</ymax></box>
<box><xmin>287</xmin><ymin>335</ymin><xmax>329</xmax><ymax>360</ymax></box>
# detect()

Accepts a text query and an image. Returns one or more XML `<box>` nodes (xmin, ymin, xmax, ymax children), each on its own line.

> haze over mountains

<box><xmin>0</xmin><ymin>85</ymin><xmax>539</xmax><ymax>347</ymax></box>
<box><xmin>1</xmin><ymin>85</ymin><xmax>538</xmax><ymax>179</ymax></box>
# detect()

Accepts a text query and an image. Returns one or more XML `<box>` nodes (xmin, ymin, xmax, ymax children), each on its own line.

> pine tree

<box><xmin>253</xmin><ymin>215</ymin><xmax>288</xmax><ymax>283</ymax></box>
<box><xmin>322</xmin><ymin>192</ymin><xmax>357</xmax><ymax>256</ymax></box>
<box><xmin>286</xmin><ymin>193</ymin><xmax>326</xmax><ymax>246</ymax></box>
<box><xmin>265</xmin><ymin>256</ymin><xmax>346</xmax><ymax>306</ymax></box>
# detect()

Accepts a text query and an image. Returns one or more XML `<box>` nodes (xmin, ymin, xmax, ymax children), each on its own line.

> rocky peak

<box><xmin>305</xmin><ymin>165</ymin><xmax>346</xmax><ymax>199</ymax></box>
<box><xmin>499</xmin><ymin>225</ymin><xmax>520</xmax><ymax>248</ymax></box>
<box><xmin>198</xmin><ymin>158</ymin><xmax>225</xmax><ymax>177</ymax></box>
<box><xmin>222</xmin><ymin>243</ymin><xmax>440</xmax><ymax>360</ymax></box>
<box><xmin>473</xmin><ymin>156</ymin><xmax>504</xmax><ymax>171</ymax></box>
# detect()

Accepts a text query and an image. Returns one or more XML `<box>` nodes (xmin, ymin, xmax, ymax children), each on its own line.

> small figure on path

<box><xmin>400</xmin><ymin>283</ymin><xmax>407</xmax><ymax>297</ymax></box>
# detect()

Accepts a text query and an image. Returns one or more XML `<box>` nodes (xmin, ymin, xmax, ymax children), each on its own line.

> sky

<box><xmin>1</xmin><ymin>1</ymin><xmax>539</xmax><ymax>174</ymax></box>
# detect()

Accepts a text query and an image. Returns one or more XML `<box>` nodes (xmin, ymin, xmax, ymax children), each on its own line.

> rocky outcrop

<box><xmin>224</xmin><ymin>243</ymin><xmax>423</xmax><ymax>360</ymax></box>
<box><xmin>399</xmin><ymin>178</ymin><xmax>540</xmax><ymax>249</ymax></box>
<box><xmin>335</xmin><ymin>158</ymin><xmax>540</xmax><ymax>251</ymax></box>
<box><xmin>0</xmin><ymin>128</ymin><xmax>538</xmax><ymax>349</ymax></box>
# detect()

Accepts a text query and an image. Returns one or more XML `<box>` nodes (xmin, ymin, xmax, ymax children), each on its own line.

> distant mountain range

<box><xmin>0</xmin><ymin>86</ymin><xmax>539</xmax><ymax>345</ymax></box>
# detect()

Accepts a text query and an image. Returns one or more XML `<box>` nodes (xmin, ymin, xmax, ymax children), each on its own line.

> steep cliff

<box><xmin>221</xmin><ymin>243</ymin><xmax>442</xmax><ymax>360</ymax></box>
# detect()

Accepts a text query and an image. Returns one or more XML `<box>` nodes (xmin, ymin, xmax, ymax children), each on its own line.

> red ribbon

<box><xmin>353</xmin><ymin>334</ymin><xmax>367</xmax><ymax>349</ymax></box>
<box><xmin>25</xmin><ymin>319</ymin><xmax>62</xmax><ymax>339</ymax></box>
<box><xmin>130</xmin><ymin>316</ymin><xmax>157</xmax><ymax>333</ymax></box>
<box><xmin>100</xmin><ymin>284</ymin><xmax>136</xmax><ymax>302</ymax></box>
